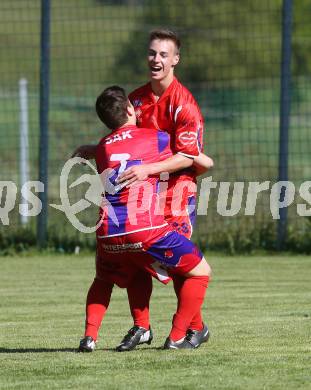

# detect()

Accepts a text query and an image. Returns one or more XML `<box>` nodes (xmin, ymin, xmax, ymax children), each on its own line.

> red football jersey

<box><xmin>129</xmin><ymin>77</ymin><xmax>204</xmax><ymax>229</ymax></box>
<box><xmin>129</xmin><ymin>77</ymin><xmax>204</xmax><ymax>159</ymax></box>
<box><xmin>95</xmin><ymin>125</ymin><xmax>172</xmax><ymax>237</ymax></box>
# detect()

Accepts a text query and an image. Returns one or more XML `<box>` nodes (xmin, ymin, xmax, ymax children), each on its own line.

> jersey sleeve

<box><xmin>173</xmin><ymin>103</ymin><xmax>204</xmax><ymax>158</ymax></box>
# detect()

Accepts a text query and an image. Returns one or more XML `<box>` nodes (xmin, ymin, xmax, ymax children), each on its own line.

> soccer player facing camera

<box><xmin>79</xmin><ymin>86</ymin><xmax>212</xmax><ymax>350</ymax></box>
<box><xmin>74</xmin><ymin>29</ymin><xmax>213</xmax><ymax>351</ymax></box>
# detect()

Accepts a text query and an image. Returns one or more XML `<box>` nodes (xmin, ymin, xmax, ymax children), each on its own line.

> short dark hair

<box><xmin>149</xmin><ymin>29</ymin><xmax>181</xmax><ymax>53</ymax></box>
<box><xmin>95</xmin><ymin>86</ymin><xmax>128</xmax><ymax>129</ymax></box>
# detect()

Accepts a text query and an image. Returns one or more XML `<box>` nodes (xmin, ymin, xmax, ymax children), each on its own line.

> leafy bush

<box><xmin>1</xmin><ymin>219</ymin><xmax>310</xmax><ymax>255</ymax></box>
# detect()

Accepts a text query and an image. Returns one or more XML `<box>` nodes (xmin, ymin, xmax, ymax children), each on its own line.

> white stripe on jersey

<box><xmin>174</xmin><ymin>105</ymin><xmax>183</xmax><ymax>123</ymax></box>
<box><xmin>177</xmin><ymin>151</ymin><xmax>196</xmax><ymax>159</ymax></box>
<box><xmin>97</xmin><ymin>223</ymin><xmax>168</xmax><ymax>238</ymax></box>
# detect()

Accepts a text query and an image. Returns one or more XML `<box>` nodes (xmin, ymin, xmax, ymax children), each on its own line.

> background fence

<box><xmin>0</xmin><ymin>0</ymin><xmax>310</xmax><ymax>252</ymax></box>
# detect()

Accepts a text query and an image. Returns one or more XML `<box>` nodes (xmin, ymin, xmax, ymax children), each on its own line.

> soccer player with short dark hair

<box><xmin>79</xmin><ymin>86</ymin><xmax>212</xmax><ymax>351</ymax></box>
<box><xmin>74</xmin><ymin>29</ymin><xmax>213</xmax><ymax>351</ymax></box>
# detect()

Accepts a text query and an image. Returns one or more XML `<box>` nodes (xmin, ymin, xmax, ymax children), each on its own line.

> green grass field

<box><xmin>0</xmin><ymin>253</ymin><xmax>310</xmax><ymax>389</ymax></box>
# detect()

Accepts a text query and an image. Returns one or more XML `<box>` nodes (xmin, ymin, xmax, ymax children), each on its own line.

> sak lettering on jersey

<box><xmin>105</xmin><ymin>130</ymin><xmax>132</xmax><ymax>144</ymax></box>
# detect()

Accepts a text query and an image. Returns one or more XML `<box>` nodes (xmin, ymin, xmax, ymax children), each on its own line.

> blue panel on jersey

<box><xmin>125</xmin><ymin>159</ymin><xmax>142</xmax><ymax>169</ymax></box>
<box><xmin>157</xmin><ymin>131</ymin><xmax>170</xmax><ymax>153</ymax></box>
<box><xmin>197</xmin><ymin>126</ymin><xmax>203</xmax><ymax>151</ymax></box>
<box><xmin>105</xmin><ymin>187</ymin><xmax>127</xmax><ymax>236</ymax></box>
<box><xmin>188</xmin><ymin>195</ymin><xmax>197</xmax><ymax>228</ymax></box>
<box><xmin>104</xmin><ymin>159</ymin><xmax>142</xmax><ymax>236</ymax></box>
<box><xmin>107</xmin><ymin>201</ymin><xmax>127</xmax><ymax>235</ymax></box>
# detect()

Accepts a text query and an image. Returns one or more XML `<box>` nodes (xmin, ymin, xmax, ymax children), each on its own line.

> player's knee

<box><xmin>199</xmin><ymin>257</ymin><xmax>212</xmax><ymax>277</ymax></box>
<box><xmin>186</xmin><ymin>257</ymin><xmax>212</xmax><ymax>277</ymax></box>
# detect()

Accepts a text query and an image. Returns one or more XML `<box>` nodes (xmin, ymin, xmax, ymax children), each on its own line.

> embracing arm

<box><xmin>144</xmin><ymin>154</ymin><xmax>193</xmax><ymax>175</ymax></box>
<box><xmin>117</xmin><ymin>154</ymin><xmax>193</xmax><ymax>186</ymax></box>
<box><xmin>71</xmin><ymin>144</ymin><xmax>97</xmax><ymax>160</ymax></box>
<box><xmin>193</xmin><ymin>153</ymin><xmax>214</xmax><ymax>176</ymax></box>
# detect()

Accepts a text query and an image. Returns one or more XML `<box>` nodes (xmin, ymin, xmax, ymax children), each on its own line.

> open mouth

<box><xmin>150</xmin><ymin>65</ymin><xmax>162</xmax><ymax>73</ymax></box>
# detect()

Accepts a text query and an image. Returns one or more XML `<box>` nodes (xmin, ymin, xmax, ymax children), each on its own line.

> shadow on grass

<box><xmin>0</xmin><ymin>347</ymin><xmax>79</xmax><ymax>353</ymax></box>
<box><xmin>98</xmin><ymin>346</ymin><xmax>163</xmax><ymax>352</ymax></box>
<box><xmin>0</xmin><ymin>346</ymin><xmax>163</xmax><ymax>353</ymax></box>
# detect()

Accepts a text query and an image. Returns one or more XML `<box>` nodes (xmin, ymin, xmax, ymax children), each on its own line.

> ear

<box><xmin>126</xmin><ymin>102</ymin><xmax>134</xmax><ymax>117</ymax></box>
<box><xmin>172</xmin><ymin>53</ymin><xmax>180</xmax><ymax>67</ymax></box>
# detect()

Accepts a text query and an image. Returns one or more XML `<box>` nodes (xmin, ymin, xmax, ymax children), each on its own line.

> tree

<box><xmin>110</xmin><ymin>0</ymin><xmax>310</xmax><ymax>86</ymax></box>
<box><xmin>111</xmin><ymin>0</ymin><xmax>283</xmax><ymax>86</ymax></box>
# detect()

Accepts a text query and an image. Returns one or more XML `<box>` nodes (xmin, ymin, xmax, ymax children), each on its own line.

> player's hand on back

<box><xmin>117</xmin><ymin>165</ymin><xmax>151</xmax><ymax>186</ymax></box>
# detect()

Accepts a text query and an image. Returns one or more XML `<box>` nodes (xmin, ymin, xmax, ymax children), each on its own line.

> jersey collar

<box><xmin>113</xmin><ymin>124</ymin><xmax>137</xmax><ymax>134</ymax></box>
<box><xmin>149</xmin><ymin>77</ymin><xmax>178</xmax><ymax>104</ymax></box>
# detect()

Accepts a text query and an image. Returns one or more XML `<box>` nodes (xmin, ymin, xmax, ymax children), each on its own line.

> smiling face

<box><xmin>147</xmin><ymin>39</ymin><xmax>180</xmax><ymax>83</ymax></box>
